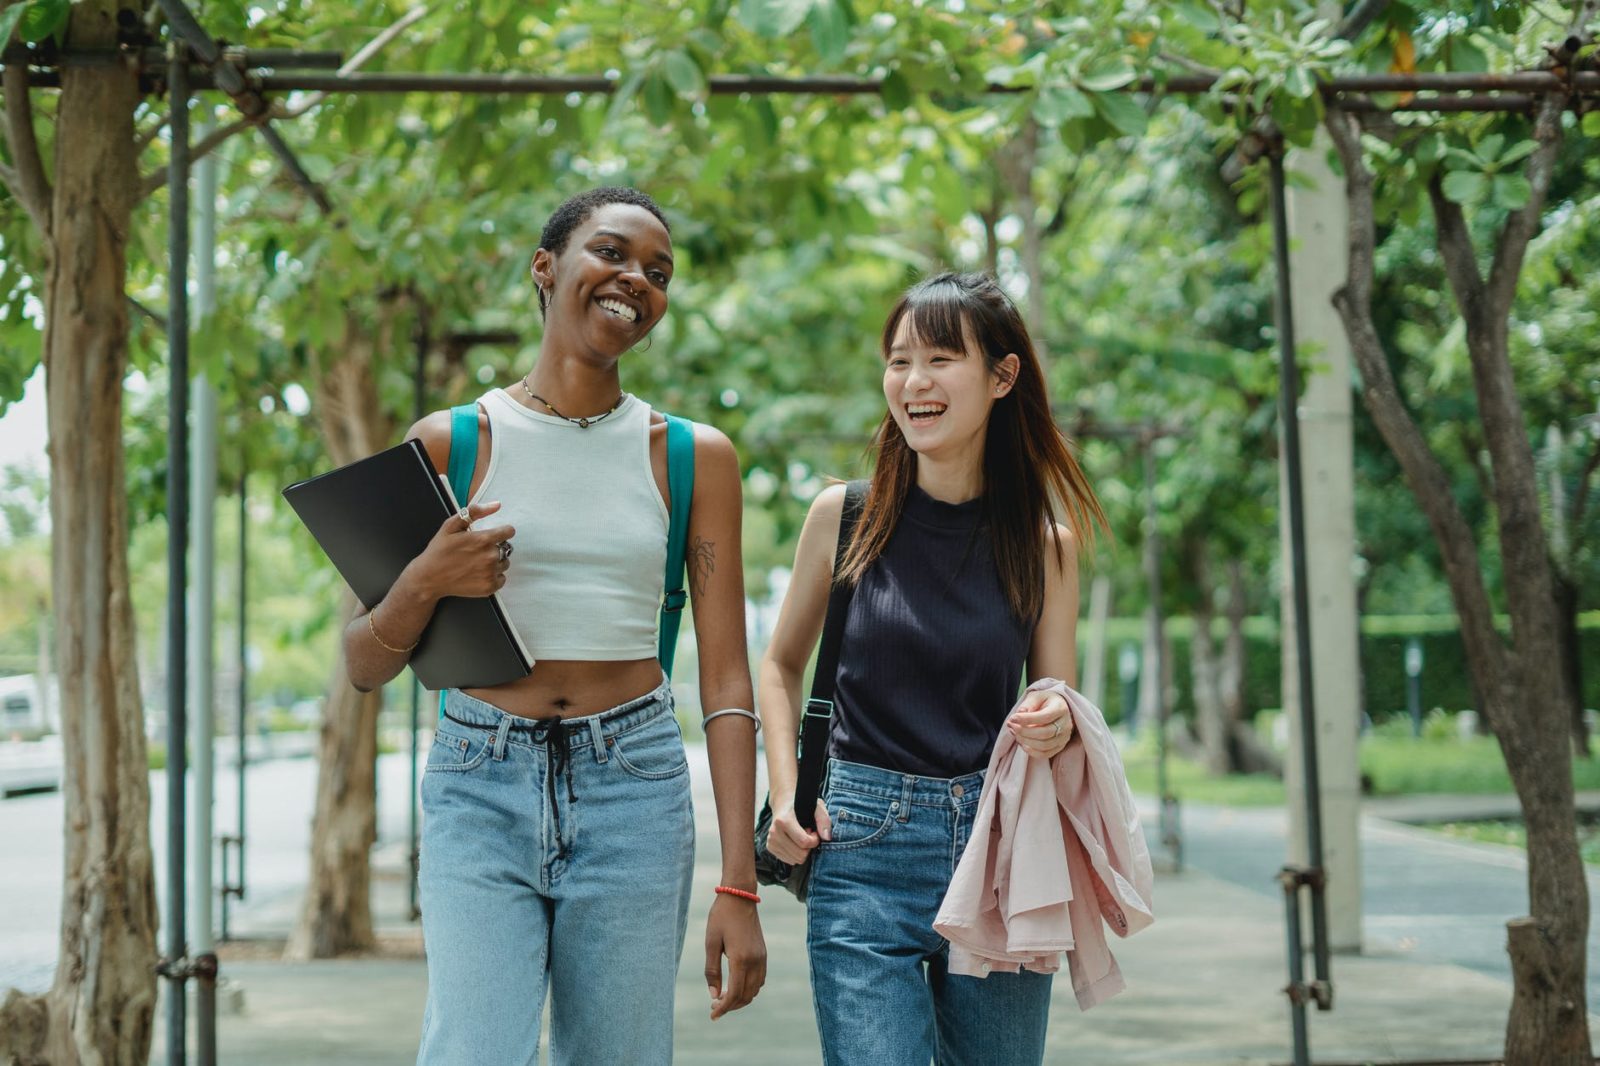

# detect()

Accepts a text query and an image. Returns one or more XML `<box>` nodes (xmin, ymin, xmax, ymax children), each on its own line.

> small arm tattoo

<box><xmin>689</xmin><ymin>536</ymin><xmax>716</xmax><ymax>598</ymax></box>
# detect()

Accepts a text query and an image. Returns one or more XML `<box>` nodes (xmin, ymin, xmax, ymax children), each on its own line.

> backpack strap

<box><xmin>658</xmin><ymin>414</ymin><xmax>696</xmax><ymax>681</ymax></box>
<box><xmin>438</xmin><ymin>402</ymin><xmax>481</xmax><ymax>716</ymax></box>
<box><xmin>446</xmin><ymin>402</ymin><xmax>479</xmax><ymax>509</ymax></box>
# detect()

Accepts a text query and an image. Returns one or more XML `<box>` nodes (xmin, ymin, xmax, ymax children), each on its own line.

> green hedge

<box><xmin>1085</xmin><ymin>613</ymin><xmax>1600</xmax><ymax>721</ymax></box>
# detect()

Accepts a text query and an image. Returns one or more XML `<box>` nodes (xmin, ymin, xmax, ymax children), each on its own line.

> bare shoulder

<box><xmin>1044</xmin><ymin>520</ymin><xmax>1081</xmax><ymax>590</ymax></box>
<box><xmin>407</xmin><ymin>409</ymin><xmax>456</xmax><ymax>476</ymax></box>
<box><xmin>691</xmin><ymin>421</ymin><xmax>740</xmax><ymax>476</ymax></box>
<box><xmin>808</xmin><ymin>482</ymin><xmax>848</xmax><ymax>527</ymax></box>
<box><xmin>1046</xmin><ymin>520</ymin><xmax>1079</xmax><ymax>564</ymax></box>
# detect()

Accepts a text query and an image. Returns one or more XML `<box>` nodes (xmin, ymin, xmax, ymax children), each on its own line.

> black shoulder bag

<box><xmin>753</xmin><ymin>479</ymin><xmax>866</xmax><ymax>903</ymax></box>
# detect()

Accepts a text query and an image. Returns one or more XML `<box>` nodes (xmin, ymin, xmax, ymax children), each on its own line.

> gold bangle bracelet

<box><xmin>368</xmin><ymin>608</ymin><xmax>417</xmax><ymax>654</ymax></box>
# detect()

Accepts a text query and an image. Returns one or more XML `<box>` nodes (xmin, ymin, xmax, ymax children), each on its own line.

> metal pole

<box><xmin>409</xmin><ymin>305</ymin><xmax>427</xmax><ymax>921</ymax></box>
<box><xmin>164</xmin><ymin>42</ymin><xmax>192</xmax><ymax>1066</ymax></box>
<box><xmin>237</xmin><ymin>472</ymin><xmax>247</xmax><ymax>904</ymax></box>
<box><xmin>191</xmin><ymin>108</ymin><xmax>219</xmax><ymax>1066</ymax></box>
<box><xmin>1144</xmin><ymin>439</ymin><xmax>1181</xmax><ymax>871</ymax></box>
<box><xmin>203</xmin><ymin>67</ymin><xmax>1600</xmax><ymax>97</ymax></box>
<box><xmin>1269</xmin><ymin>144</ymin><xmax>1333</xmax><ymax>1024</ymax></box>
<box><xmin>1280</xmin><ymin>868</ymin><xmax>1312</xmax><ymax>1066</ymax></box>
<box><xmin>1145</xmin><ymin>439</ymin><xmax>1166</xmax><ymax>805</ymax></box>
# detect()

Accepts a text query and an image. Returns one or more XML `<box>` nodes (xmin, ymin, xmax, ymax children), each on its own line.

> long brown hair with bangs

<box><xmin>837</xmin><ymin>272</ymin><xmax>1106</xmax><ymax>622</ymax></box>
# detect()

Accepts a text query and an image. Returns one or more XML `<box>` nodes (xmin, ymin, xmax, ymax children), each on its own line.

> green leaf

<box><xmin>20</xmin><ymin>0</ymin><xmax>67</xmax><ymax>44</ymax></box>
<box><xmin>1476</xmin><ymin>133</ymin><xmax>1504</xmax><ymax>164</ymax></box>
<box><xmin>1032</xmin><ymin>86</ymin><xmax>1094</xmax><ymax>126</ymax></box>
<box><xmin>737</xmin><ymin>0</ymin><xmax>812</xmax><ymax>38</ymax></box>
<box><xmin>1174</xmin><ymin>0</ymin><xmax>1220</xmax><ymax>33</ymax></box>
<box><xmin>1089</xmin><ymin>90</ymin><xmax>1146</xmax><ymax>136</ymax></box>
<box><xmin>262</xmin><ymin>236</ymin><xmax>280</xmax><ymax>279</ymax></box>
<box><xmin>1449</xmin><ymin>37</ymin><xmax>1488</xmax><ymax>73</ymax></box>
<box><xmin>553</xmin><ymin>25</ymin><xmax>590</xmax><ymax>50</ymax></box>
<box><xmin>641</xmin><ymin>71</ymin><xmax>675</xmax><ymax>126</ymax></box>
<box><xmin>1079</xmin><ymin>56</ymin><xmax>1136</xmax><ymax>92</ymax></box>
<box><xmin>880</xmin><ymin>69</ymin><xmax>911</xmax><ymax>111</ymax></box>
<box><xmin>1440</xmin><ymin>170</ymin><xmax>1487</xmax><ymax>205</ymax></box>
<box><xmin>1492</xmin><ymin>173</ymin><xmax>1531</xmax><ymax>210</ymax></box>
<box><xmin>1496</xmin><ymin>139</ymin><xmax>1537</xmax><ymax>167</ymax></box>
<box><xmin>1284</xmin><ymin>66</ymin><xmax>1315</xmax><ymax>100</ymax></box>
<box><xmin>1583</xmin><ymin>111</ymin><xmax>1600</xmax><ymax>137</ymax></box>
<box><xmin>661</xmin><ymin>50</ymin><xmax>704</xmax><ymax>96</ymax></box>
<box><xmin>0</xmin><ymin>3</ymin><xmax>30</xmax><ymax>47</ymax></box>
<box><xmin>808</xmin><ymin>0</ymin><xmax>849</xmax><ymax>65</ymax></box>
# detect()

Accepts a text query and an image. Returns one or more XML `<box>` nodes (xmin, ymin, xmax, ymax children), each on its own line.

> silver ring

<box><xmin>1050</xmin><ymin>720</ymin><xmax>1062</xmax><ymax>739</ymax></box>
<box><xmin>498</xmin><ymin>541</ymin><xmax>512</xmax><ymax>561</ymax></box>
<box><xmin>457</xmin><ymin>507</ymin><xmax>471</xmax><ymax>524</ymax></box>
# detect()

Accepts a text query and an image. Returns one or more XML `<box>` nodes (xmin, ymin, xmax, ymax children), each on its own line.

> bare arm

<box><xmin>340</xmin><ymin>411</ymin><xmax>514</xmax><ymax>692</ymax></box>
<box><xmin>1008</xmin><ymin>523</ymin><xmax>1082</xmax><ymax>757</ymax></box>
<box><xmin>686</xmin><ymin>425</ymin><xmax>767</xmax><ymax>1019</ymax></box>
<box><xmin>755</xmin><ymin>483</ymin><xmax>846</xmax><ymax>861</ymax></box>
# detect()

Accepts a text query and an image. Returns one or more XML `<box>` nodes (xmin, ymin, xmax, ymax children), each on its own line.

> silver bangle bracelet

<box><xmin>702</xmin><ymin>707</ymin><xmax>761</xmax><ymax>733</ymax></box>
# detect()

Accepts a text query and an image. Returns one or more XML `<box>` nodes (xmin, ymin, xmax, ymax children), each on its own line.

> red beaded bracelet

<box><xmin>714</xmin><ymin>885</ymin><xmax>761</xmax><ymax>903</ymax></box>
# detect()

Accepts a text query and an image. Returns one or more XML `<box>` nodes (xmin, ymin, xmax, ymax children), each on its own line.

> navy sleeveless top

<box><xmin>829</xmin><ymin>485</ymin><xmax>1034</xmax><ymax>778</ymax></box>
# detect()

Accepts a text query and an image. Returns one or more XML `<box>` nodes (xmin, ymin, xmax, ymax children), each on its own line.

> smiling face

<box><xmin>531</xmin><ymin>202</ymin><xmax>674</xmax><ymax>360</ymax></box>
<box><xmin>883</xmin><ymin>312</ymin><xmax>1018</xmax><ymax>461</ymax></box>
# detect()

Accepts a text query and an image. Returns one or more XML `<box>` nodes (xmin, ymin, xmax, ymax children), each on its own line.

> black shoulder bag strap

<box><xmin>792</xmin><ymin>479</ymin><xmax>867</xmax><ymax>830</ymax></box>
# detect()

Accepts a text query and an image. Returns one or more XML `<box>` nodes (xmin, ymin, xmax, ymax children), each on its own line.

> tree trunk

<box><xmin>286</xmin><ymin>314</ymin><xmax>396</xmax><ymax>959</ymax></box>
<box><xmin>1079</xmin><ymin>574</ymin><xmax>1112</xmax><ymax>709</ymax></box>
<box><xmin>1189</xmin><ymin>547</ymin><xmax>1230</xmax><ymax>775</ymax></box>
<box><xmin>1219</xmin><ymin>560</ymin><xmax>1248</xmax><ymax>725</ymax></box>
<box><xmin>285</xmin><ymin>610</ymin><xmax>382</xmax><ymax>960</ymax></box>
<box><xmin>997</xmin><ymin>119</ymin><xmax>1045</xmax><ymax>343</ymax></box>
<box><xmin>0</xmin><ymin>5</ymin><xmax>159</xmax><ymax>1061</ymax></box>
<box><xmin>1326</xmin><ymin>93</ymin><xmax>1590</xmax><ymax>1064</ymax></box>
<box><xmin>1552</xmin><ymin>572</ymin><xmax>1588</xmax><ymax>756</ymax></box>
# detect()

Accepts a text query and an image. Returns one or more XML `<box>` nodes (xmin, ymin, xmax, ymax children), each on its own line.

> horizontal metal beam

<box><xmin>143</xmin><ymin>47</ymin><xmax>347</xmax><ymax>70</ymax></box>
<box><xmin>5</xmin><ymin>49</ymin><xmax>1596</xmax><ymax>115</ymax></box>
<box><xmin>213</xmin><ymin>68</ymin><xmax>1600</xmax><ymax>98</ymax></box>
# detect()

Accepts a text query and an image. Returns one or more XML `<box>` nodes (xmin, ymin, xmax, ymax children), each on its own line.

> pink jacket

<box><xmin>933</xmin><ymin>679</ymin><xmax>1154</xmax><ymax>1010</ymax></box>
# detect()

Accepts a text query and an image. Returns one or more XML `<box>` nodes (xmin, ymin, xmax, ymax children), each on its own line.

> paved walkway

<box><xmin>1166</xmin><ymin>793</ymin><xmax>1600</xmax><ymax>1015</ymax></box>
<box><xmin>145</xmin><ymin>746</ymin><xmax>1599</xmax><ymax>1064</ymax></box>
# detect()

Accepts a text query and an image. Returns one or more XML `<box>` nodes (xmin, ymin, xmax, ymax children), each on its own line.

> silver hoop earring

<box><xmin>633</xmin><ymin>335</ymin><xmax>654</xmax><ymax>353</ymax></box>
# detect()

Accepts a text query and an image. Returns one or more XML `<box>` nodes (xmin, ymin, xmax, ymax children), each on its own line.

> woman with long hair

<box><xmin>759</xmin><ymin>271</ymin><xmax>1106</xmax><ymax>1064</ymax></box>
<box><xmin>342</xmin><ymin>187</ymin><xmax>766</xmax><ymax>1065</ymax></box>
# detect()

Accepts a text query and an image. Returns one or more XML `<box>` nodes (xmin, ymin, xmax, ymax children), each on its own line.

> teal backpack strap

<box><xmin>446</xmin><ymin>402</ymin><xmax>478</xmax><ymax>509</ymax></box>
<box><xmin>439</xmin><ymin>402</ymin><xmax>480</xmax><ymax>717</ymax></box>
<box><xmin>658</xmin><ymin>414</ymin><xmax>696</xmax><ymax>681</ymax></box>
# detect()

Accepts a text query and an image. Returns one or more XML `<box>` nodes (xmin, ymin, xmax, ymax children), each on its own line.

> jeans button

<box><xmin>951</xmin><ymin>784</ymin><xmax>965</xmax><ymax>799</ymax></box>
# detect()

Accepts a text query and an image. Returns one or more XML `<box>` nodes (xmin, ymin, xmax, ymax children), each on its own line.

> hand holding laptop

<box><xmin>404</xmin><ymin>499</ymin><xmax>517</xmax><ymax>600</ymax></box>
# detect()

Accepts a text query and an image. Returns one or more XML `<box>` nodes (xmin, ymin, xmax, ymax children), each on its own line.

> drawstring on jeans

<box><xmin>530</xmin><ymin>718</ymin><xmax>577</xmax><ymax>859</ymax></box>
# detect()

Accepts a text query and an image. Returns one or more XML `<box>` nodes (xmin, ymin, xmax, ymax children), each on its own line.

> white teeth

<box><xmin>598</xmin><ymin>298</ymin><xmax>638</xmax><ymax>323</ymax></box>
<box><xmin>907</xmin><ymin>404</ymin><xmax>945</xmax><ymax>416</ymax></box>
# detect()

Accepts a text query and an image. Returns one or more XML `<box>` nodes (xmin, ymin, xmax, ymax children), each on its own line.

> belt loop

<box><xmin>588</xmin><ymin>716</ymin><xmax>607</xmax><ymax>763</ymax></box>
<box><xmin>492</xmin><ymin>714</ymin><xmax>513</xmax><ymax>761</ymax></box>
<box><xmin>898</xmin><ymin>776</ymin><xmax>913</xmax><ymax>822</ymax></box>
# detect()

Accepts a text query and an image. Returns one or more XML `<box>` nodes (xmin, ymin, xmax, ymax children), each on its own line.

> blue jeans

<box><xmin>807</xmin><ymin>758</ymin><xmax>1054</xmax><ymax>1066</ymax></box>
<box><xmin>416</xmin><ymin>683</ymin><xmax>694</xmax><ymax>1066</ymax></box>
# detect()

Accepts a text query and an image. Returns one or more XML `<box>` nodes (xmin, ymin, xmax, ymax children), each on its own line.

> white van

<box><xmin>0</xmin><ymin>674</ymin><xmax>63</xmax><ymax>796</ymax></box>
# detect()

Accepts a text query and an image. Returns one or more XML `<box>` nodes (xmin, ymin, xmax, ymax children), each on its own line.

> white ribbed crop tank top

<box><xmin>469</xmin><ymin>387</ymin><xmax>669</xmax><ymax>661</ymax></box>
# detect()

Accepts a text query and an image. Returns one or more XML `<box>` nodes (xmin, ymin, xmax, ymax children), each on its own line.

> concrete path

<box><xmin>140</xmin><ymin>745</ymin><xmax>1599</xmax><ymax>1064</ymax></box>
<box><xmin>1164</xmin><ymin>795</ymin><xmax>1600</xmax><ymax>1015</ymax></box>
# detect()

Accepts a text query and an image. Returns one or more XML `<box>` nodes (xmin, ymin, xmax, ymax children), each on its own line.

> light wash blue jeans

<box><xmin>806</xmin><ymin>758</ymin><xmax>1054</xmax><ymax>1066</ymax></box>
<box><xmin>416</xmin><ymin>682</ymin><xmax>694</xmax><ymax>1066</ymax></box>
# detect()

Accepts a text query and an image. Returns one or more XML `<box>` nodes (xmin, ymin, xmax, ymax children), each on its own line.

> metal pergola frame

<box><xmin>9</xmin><ymin>3</ymin><xmax>1595</xmax><ymax>1063</ymax></box>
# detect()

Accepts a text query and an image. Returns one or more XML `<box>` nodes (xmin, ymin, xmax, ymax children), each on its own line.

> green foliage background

<box><xmin>0</xmin><ymin>0</ymin><xmax>1595</xmax><ymax>728</ymax></box>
